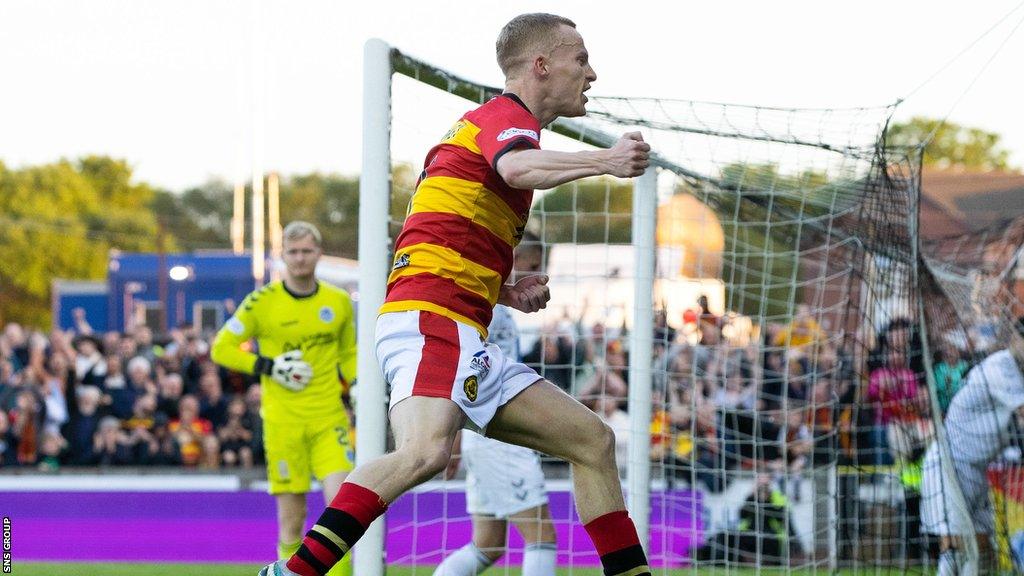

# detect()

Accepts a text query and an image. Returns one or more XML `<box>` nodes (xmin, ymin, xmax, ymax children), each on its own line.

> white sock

<box><xmin>523</xmin><ymin>543</ymin><xmax>557</xmax><ymax>576</ymax></box>
<box><xmin>433</xmin><ymin>543</ymin><xmax>493</xmax><ymax>576</ymax></box>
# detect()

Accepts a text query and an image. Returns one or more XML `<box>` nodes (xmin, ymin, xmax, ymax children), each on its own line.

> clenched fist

<box><xmin>605</xmin><ymin>132</ymin><xmax>650</xmax><ymax>178</ymax></box>
<box><xmin>498</xmin><ymin>274</ymin><xmax>551</xmax><ymax>314</ymax></box>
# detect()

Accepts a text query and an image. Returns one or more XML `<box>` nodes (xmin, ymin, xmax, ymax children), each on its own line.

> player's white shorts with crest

<box><xmin>462</xmin><ymin>430</ymin><xmax>548</xmax><ymax>518</ymax></box>
<box><xmin>375</xmin><ymin>310</ymin><xmax>542</xmax><ymax>431</ymax></box>
<box><xmin>920</xmin><ymin>443</ymin><xmax>995</xmax><ymax>536</ymax></box>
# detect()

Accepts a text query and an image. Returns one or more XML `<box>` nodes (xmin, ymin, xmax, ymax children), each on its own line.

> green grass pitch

<box><xmin>12</xmin><ymin>563</ymin><xmax>860</xmax><ymax>575</ymax></box>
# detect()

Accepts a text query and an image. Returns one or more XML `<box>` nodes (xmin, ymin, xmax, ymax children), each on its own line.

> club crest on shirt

<box><xmin>393</xmin><ymin>253</ymin><xmax>410</xmax><ymax>271</ymax></box>
<box><xmin>470</xmin><ymin>349</ymin><xmax>491</xmax><ymax>380</ymax></box>
<box><xmin>319</xmin><ymin>306</ymin><xmax>335</xmax><ymax>323</ymax></box>
<box><xmin>463</xmin><ymin>375</ymin><xmax>478</xmax><ymax>402</ymax></box>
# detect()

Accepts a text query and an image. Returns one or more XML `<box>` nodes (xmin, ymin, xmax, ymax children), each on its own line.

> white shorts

<box><xmin>462</xmin><ymin>430</ymin><xmax>548</xmax><ymax>518</ymax></box>
<box><xmin>376</xmin><ymin>310</ymin><xmax>542</xmax><ymax>431</ymax></box>
<box><xmin>920</xmin><ymin>443</ymin><xmax>995</xmax><ymax>536</ymax></box>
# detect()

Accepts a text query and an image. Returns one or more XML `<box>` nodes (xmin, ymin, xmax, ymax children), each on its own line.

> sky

<box><xmin>2</xmin><ymin>0</ymin><xmax>1022</xmax><ymax>191</ymax></box>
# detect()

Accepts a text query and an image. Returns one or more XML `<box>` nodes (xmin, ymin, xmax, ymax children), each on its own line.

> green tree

<box><xmin>151</xmin><ymin>180</ymin><xmax>234</xmax><ymax>251</ymax></box>
<box><xmin>0</xmin><ymin>157</ymin><xmax>163</xmax><ymax>327</ymax></box>
<box><xmin>532</xmin><ymin>177</ymin><xmax>633</xmax><ymax>244</ymax></box>
<box><xmin>886</xmin><ymin>116</ymin><xmax>1014</xmax><ymax>171</ymax></box>
<box><xmin>713</xmin><ymin>162</ymin><xmax>848</xmax><ymax>319</ymax></box>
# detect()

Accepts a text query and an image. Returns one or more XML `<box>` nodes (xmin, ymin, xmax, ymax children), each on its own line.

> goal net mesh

<box><xmin>376</xmin><ymin>47</ymin><xmax>1024</xmax><ymax>574</ymax></box>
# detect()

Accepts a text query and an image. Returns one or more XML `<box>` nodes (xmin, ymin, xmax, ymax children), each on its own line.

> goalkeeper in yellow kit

<box><xmin>212</xmin><ymin>221</ymin><xmax>355</xmax><ymax>576</ymax></box>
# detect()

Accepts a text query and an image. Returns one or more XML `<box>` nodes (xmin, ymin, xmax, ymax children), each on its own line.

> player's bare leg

<box><xmin>272</xmin><ymin>397</ymin><xmax>465</xmax><ymax>576</ymax></box>
<box><xmin>487</xmin><ymin>380</ymin><xmax>649</xmax><ymax>575</ymax></box>
<box><xmin>487</xmin><ymin>381</ymin><xmax>622</xmax><ymax>522</ymax></box>
<box><xmin>345</xmin><ymin>396</ymin><xmax>465</xmax><ymax>501</ymax></box>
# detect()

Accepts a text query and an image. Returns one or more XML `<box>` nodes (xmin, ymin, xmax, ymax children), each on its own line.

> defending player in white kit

<box><xmin>921</xmin><ymin>346</ymin><xmax>1024</xmax><ymax>575</ymax></box>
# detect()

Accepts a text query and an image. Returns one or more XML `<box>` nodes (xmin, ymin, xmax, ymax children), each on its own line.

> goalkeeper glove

<box><xmin>256</xmin><ymin>350</ymin><xmax>313</xmax><ymax>391</ymax></box>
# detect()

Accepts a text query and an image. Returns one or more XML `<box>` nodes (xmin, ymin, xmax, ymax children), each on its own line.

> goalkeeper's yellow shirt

<box><xmin>211</xmin><ymin>280</ymin><xmax>356</xmax><ymax>423</ymax></box>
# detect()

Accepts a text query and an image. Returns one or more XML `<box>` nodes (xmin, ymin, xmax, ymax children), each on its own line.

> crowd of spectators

<box><xmin>519</xmin><ymin>298</ymin><xmax>989</xmax><ymax>505</ymax></box>
<box><xmin>0</xmin><ymin>296</ymin><xmax>985</xmax><ymax>488</ymax></box>
<box><xmin>0</xmin><ymin>312</ymin><xmax>262</xmax><ymax>470</ymax></box>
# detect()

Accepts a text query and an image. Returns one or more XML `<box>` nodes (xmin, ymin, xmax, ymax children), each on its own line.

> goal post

<box><xmin>354</xmin><ymin>37</ymin><xmax>392</xmax><ymax>576</ymax></box>
<box><xmin>358</xmin><ymin>36</ymin><xmax>1022</xmax><ymax>575</ymax></box>
<box><xmin>357</xmin><ymin>39</ymin><xmax>659</xmax><ymax>575</ymax></box>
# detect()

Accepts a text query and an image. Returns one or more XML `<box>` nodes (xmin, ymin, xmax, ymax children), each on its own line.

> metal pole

<box><xmin>354</xmin><ymin>37</ymin><xmax>391</xmax><ymax>576</ymax></box>
<box><xmin>628</xmin><ymin>167</ymin><xmax>657</xmax><ymax>551</ymax></box>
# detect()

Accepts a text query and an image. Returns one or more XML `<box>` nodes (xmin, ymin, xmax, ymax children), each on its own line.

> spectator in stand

<box><xmin>197</xmin><ymin>372</ymin><xmax>229</xmax><ymax>428</ymax></box>
<box><xmin>522</xmin><ymin>326</ymin><xmax>580</xmax><ymax>393</ymax></box>
<box><xmin>219</xmin><ymin>397</ymin><xmax>254</xmax><ymax>468</ymax></box>
<box><xmin>0</xmin><ymin>358</ymin><xmax>19</xmax><ymax>411</ymax></box>
<box><xmin>105</xmin><ymin>355</ymin><xmax>136</xmax><ymax>420</ymax></box>
<box><xmin>102</xmin><ymin>351</ymin><xmax>125</xmax><ymax>390</ymax></box>
<box><xmin>38</xmin><ymin>351</ymin><xmax>70</xmax><ymax>436</ymax></box>
<box><xmin>3</xmin><ymin>324</ymin><xmax>30</xmax><ymax>370</ymax></box>
<box><xmin>133</xmin><ymin>326</ymin><xmax>157</xmax><ymax>363</ymax></box>
<box><xmin>9</xmin><ymin>388</ymin><xmax>44</xmax><ymax>465</ymax></box>
<box><xmin>577</xmin><ymin>345</ymin><xmax>629</xmax><ymax>410</ymax></box>
<box><xmin>737</xmin><ymin>475</ymin><xmax>805</xmax><ymax>565</ymax></box>
<box><xmin>866</xmin><ymin>346</ymin><xmax>930</xmax><ymax>463</ymax></box>
<box><xmin>157</xmin><ymin>372</ymin><xmax>184</xmax><ymax>420</ymax></box>
<box><xmin>101</xmin><ymin>332</ymin><xmax>121</xmax><ymax>359</ymax></box>
<box><xmin>181</xmin><ymin>336</ymin><xmax>208</xmax><ymax>391</ymax></box>
<box><xmin>66</xmin><ymin>386</ymin><xmax>104</xmax><ymax>465</ymax></box>
<box><xmin>38</xmin><ymin>429</ymin><xmax>65</xmax><ymax>471</ymax></box>
<box><xmin>123</xmin><ymin>394</ymin><xmax>157</xmax><ymax>432</ymax></box>
<box><xmin>170</xmin><ymin>394</ymin><xmax>217</xmax><ymax>468</ymax></box>
<box><xmin>73</xmin><ymin>334</ymin><xmax>107</xmax><ymax>387</ymax></box>
<box><xmin>0</xmin><ymin>411</ymin><xmax>16</xmax><ymax>466</ymax></box>
<box><xmin>89</xmin><ymin>415</ymin><xmax>134</xmax><ymax>466</ymax></box>
<box><xmin>772</xmin><ymin>304</ymin><xmax>826</xmax><ymax>354</ymax></box>
<box><xmin>934</xmin><ymin>342</ymin><xmax>969</xmax><ymax>414</ymax></box>
<box><xmin>712</xmin><ymin>370</ymin><xmax>756</xmax><ymax>411</ymax></box>
<box><xmin>140</xmin><ymin>412</ymin><xmax>182</xmax><ymax>466</ymax></box>
<box><xmin>126</xmin><ymin>356</ymin><xmax>156</xmax><ymax>397</ymax></box>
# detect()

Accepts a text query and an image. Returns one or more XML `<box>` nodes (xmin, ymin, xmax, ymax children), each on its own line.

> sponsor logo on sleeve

<box><xmin>497</xmin><ymin>127</ymin><xmax>539</xmax><ymax>142</ymax></box>
<box><xmin>226</xmin><ymin>317</ymin><xmax>245</xmax><ymax>335</ymax></box>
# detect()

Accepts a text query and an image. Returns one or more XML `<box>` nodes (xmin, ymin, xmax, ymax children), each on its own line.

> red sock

<box><xmin>286</xmin><ymin>482</ymin><xmax>388</xmax><ymax>576</ymax></box>
<box><xmin>584</xmin><ymin>510</ymin><xmax>651</xmax><ymax>576</ymax></box>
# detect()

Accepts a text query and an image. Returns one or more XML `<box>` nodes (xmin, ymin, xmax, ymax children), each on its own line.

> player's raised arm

<box><xmin>496</xmin><ymin>132</ymin><xmax>650</xmax><ymax>190</ymax></box>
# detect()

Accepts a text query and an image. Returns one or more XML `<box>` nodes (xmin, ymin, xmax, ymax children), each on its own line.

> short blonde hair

<box><xmin>283</xmin><ymin>220</ymin><xmax>322</xmax><ymax>247</ymax></box>
<box><xmin>496</xmin><ymin>13</ymin><xmax>576</xmax><ymax>76</ymax></box>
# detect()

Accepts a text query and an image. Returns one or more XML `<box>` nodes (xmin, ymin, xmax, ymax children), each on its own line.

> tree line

<box><xmin>0</xmin><ymin>118</ymin><xmax>1015</xmax><ymax>327</ymax></box>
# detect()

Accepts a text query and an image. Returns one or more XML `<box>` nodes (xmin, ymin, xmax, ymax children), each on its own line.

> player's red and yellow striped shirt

<box><xmin>381</xmin><ymin>94</ymin><xmax>541</xmax><ymax>336</ymax></box>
